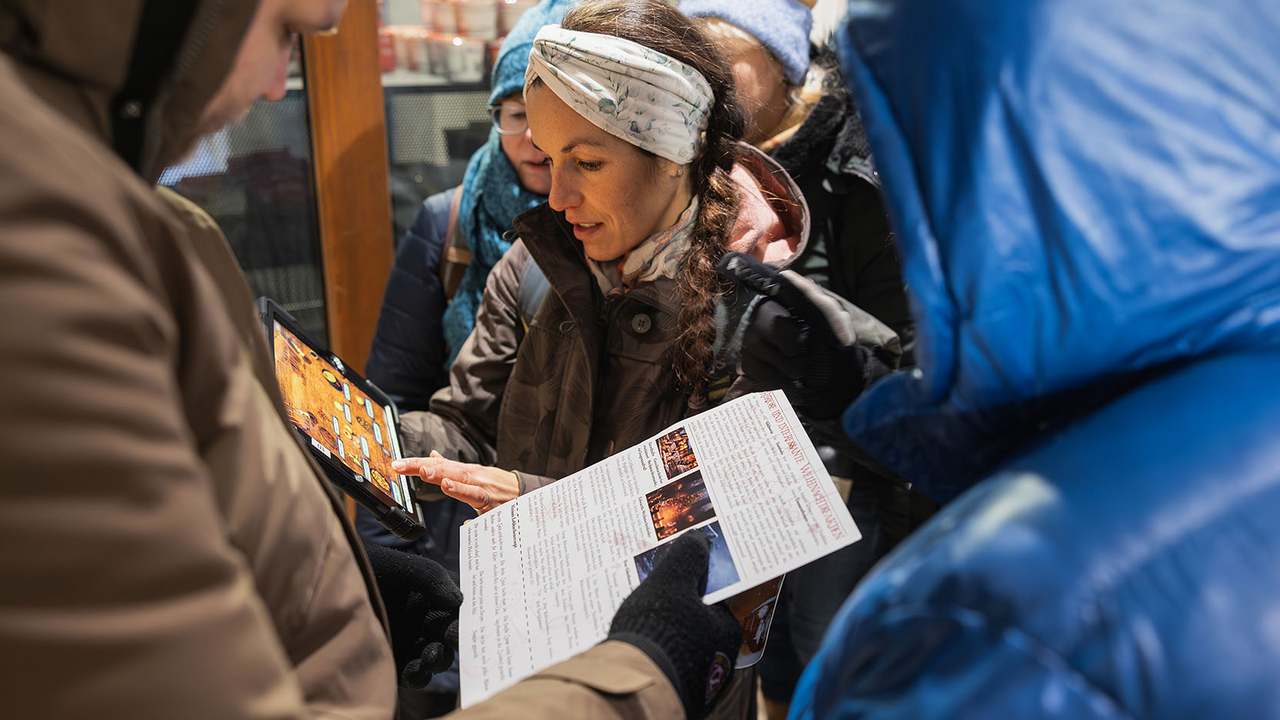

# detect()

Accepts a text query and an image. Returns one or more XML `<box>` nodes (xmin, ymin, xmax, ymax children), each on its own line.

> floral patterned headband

<box><xmin>525</xmin><ymin>25</ymin><xmax>715</xmax><ymax>165</ymax></box>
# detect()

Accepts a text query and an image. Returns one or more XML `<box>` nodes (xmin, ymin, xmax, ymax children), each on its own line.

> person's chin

<box><xmin>582</xmin><ymin>242</ymin><xmax>623</xmax><ymax>263</ymax></box>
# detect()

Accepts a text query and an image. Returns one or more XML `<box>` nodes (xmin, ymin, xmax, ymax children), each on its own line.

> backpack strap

<box><xmin>516</xmin><ymin>258</ymin><xmax>550</xmax><ymax>337</ymax></box>
<box><xmin>439</xmin><ymin>187</ymin><xmax>470</xmax><ymax>302</ymax></box>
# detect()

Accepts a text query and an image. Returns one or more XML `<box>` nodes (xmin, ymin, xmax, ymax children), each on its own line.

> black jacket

<box><xmin>770</xmin><ymin>47</ymin><xmax>915</xmax><ymax>358</ymax></box>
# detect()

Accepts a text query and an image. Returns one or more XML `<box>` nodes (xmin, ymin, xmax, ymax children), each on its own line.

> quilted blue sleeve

<box><xmin>365</xmin><ymin>189</ymin><xmax>456</xmax><ymax>411</ymax></box>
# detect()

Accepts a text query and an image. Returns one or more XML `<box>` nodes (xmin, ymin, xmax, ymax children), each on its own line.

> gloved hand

<box><xmin>608</xmin><ymin>533</ymin><xmax>742</xmax><ymax>720</ymax></box>
<box><xmin>717</xmin><ymin>252</ymin><xmax>900</xmax><ymax>420</ymax></box>
<box><xmin>362</xmin><ymin>542</ymin><xmax>463</xmax><ymax>690</ymax></box>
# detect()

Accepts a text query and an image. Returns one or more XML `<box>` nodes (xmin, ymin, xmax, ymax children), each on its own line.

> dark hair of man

<box><xmin>533</xmin><ymin>0</ymin><xmax>746</xmax><ymax>409</ymax></box>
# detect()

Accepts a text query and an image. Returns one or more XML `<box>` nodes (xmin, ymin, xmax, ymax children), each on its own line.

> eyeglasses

<box><xmin>489</xmin><ymin>104</ymin><xmax>529</xmax><ymax>135</ymax></box>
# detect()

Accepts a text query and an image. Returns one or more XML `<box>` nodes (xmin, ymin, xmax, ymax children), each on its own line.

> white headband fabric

<box><xmin>525</xmin><ymin>26</ymin><xmax>714</xmax><ymax>165</ymax></box>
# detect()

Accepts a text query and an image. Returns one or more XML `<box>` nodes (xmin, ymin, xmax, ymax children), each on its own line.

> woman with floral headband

<box><xmin>392</xmin><ymin>1</ymin><xmax>898</xmax><ymax>714</ymax></box>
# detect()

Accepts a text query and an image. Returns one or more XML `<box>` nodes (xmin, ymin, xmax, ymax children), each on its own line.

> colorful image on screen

<box><xmin>272</xmin><ymin>320</ymin><xmax>409</xmax><ymax>510</ymax></box>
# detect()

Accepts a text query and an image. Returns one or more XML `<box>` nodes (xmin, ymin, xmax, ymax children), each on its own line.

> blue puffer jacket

<box><xmin>790</xmin><ymin>0</ymin><xmax>1280</xmax><ymax>717</ymax></box>
<box><xmin>364</xmin><ymin>188</ymin><xmax>454</xmax><ymax>412</ymax></box>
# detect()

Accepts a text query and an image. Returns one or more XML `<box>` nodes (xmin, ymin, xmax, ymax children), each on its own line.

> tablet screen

<box><xmin>271</xmin><ymin>320</ymin><xmax>414</xmax><ymax>512</ymax></box>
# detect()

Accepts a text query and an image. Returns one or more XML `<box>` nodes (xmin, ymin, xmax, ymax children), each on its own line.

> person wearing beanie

<box><xmin>679</xmin><ymin>0</ymin><xmax>814</xmax><ymax>144</ymax></box>
<box><xmin>680</xmin><ymin>2</ymin><xmax>938</xmax><ymax>719</ymax></box>
<box><xmin>357</xmin><ymin>1</ymin><xmax>576</xmax><ymax>714</ymax></box>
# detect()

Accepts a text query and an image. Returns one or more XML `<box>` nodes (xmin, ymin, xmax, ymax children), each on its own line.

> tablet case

<box><xmin>258</xmin><ymin>297</ymin><xmax>426</xmax><ymax>541</ymax></box>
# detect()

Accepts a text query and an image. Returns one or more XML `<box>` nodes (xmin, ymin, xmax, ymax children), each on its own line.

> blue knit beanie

<box><xmin>680</xmin><ymin>0</ymin><xmax>813</xmax><ymax>86</ymax></box>
<box><xmin>488</xmin><ymin>0</ymin><xmax>577</xmax><ymax>105</ymax></box>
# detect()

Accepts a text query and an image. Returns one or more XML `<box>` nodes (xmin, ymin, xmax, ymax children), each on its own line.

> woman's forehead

<box><xmin>526</xmin><ymin>85</ymin><xmax>634</xmax><ymax>156</ymax></box>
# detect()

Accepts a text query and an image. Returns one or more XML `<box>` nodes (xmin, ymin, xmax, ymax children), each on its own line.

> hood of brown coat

<box><xmin>0</xmin><ymin>0</ymin><xmax>259</xmax><ymax>181</ymax></box>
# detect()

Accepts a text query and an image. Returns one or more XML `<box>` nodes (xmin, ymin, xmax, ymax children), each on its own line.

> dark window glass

<box><xmin>161</xmin><ymin>88</ymin><xmax>327</xmax><ymax>343</ymax></box>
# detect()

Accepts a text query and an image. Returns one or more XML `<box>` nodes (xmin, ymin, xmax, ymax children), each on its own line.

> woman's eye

<box><xmin>577</xmin><ymin>160</ymin><xmax>602</xmax><ymax>172</ymax></box>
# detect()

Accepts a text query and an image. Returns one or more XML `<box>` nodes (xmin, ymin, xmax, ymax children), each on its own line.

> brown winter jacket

<box><xmin>401</xmin><ymin>146</ymin><xmax>810</xmax><ymax>491</ymax></box>
<box><xmin>0</xmin><ymin>1</ymin><xmax>399</xmax><ymax>718</ymax></box>
<box><xmin>0</xmin><ymin>2</ymin><xmax>694</xmax><ymax>718</ymax></box>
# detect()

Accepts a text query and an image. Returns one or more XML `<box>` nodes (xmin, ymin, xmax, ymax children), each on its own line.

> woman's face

<box><xmin>525</xmin><ymin>84</ymin><xmax>694</xmax><ymax>263</ymax></box>
<box><xmin>495</xmin><ymin>95</ymin><xmax>552</xmax><ymax>195</ymax></box>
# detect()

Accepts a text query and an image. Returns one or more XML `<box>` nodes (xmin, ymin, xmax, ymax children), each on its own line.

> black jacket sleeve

<box><xmin>365</xmin><ymin>188</ymin><xmax>457</xmax><ymax>412</ymax></box>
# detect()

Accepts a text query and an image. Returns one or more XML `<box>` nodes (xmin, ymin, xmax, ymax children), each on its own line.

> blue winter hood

<box><xmin>837</xmin><ymin>0</ymin><xmax>1280</xmax><ymax>502</ymax></box>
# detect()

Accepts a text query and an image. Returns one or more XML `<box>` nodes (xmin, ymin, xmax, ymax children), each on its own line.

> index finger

<box><xmin>391</xmin><ymin>454</ymin><xmax>445</xmax><ymax>486</ymax></box>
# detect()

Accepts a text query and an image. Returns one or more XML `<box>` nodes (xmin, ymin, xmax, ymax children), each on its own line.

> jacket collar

<box><xmin>765</xmin><ymin>45</ymin><xmax>877</xmax><ymax>187</ymax></box>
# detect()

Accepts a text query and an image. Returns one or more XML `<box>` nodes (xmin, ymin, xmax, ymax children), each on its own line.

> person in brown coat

<box><xmin>0</xmin><ymin>0</ymin><xmax>742</xmax><ymax>718</ymax></box>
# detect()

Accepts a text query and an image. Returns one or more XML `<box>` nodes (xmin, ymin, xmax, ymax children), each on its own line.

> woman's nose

<box><xmin>547</xmin><ymin>172</ymin><xmax>580</xmax><ymax>212</ymax></box>
<box><xmin>523</xmin><ymin>131</ymin><xmax>549</xmax><ymax>164</ymax></box>
<box><xmin>519</xmin><ymin>127</ymin><xmax>539</xmax><ymax>153</ymax></box>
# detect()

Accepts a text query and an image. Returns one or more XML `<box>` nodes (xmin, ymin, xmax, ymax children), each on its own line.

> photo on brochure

<box><xmin>655</xmin><ymin>425</ymin><xmax>698</xmax><ymax>479</ymax></box>
<box><xmin>634</xmin><ymin>520</ymin><xmax>740</xmax><ymax>595</ymax></box>
<box><xmin>646</xmin><ymin>470</ymin><xmax>717</xmax><ymax>541</ymax></box>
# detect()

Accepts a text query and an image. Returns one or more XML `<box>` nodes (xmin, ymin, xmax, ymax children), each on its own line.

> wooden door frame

<box><xmin>303</xmin><ymin>1</ymin><xmax>393</xmax><ymax>376</ymax></box>
<box><xmin>303</xmin><ymin>2</ymin><xmax>394</xmax><ymax>520</ymax></box>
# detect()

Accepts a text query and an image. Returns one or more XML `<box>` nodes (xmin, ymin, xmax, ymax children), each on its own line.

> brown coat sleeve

<box><xmin>399</xmin><ymin>242</ymin><xmax>531</xmax><ymax>469</ymax></box>
<box><xmin>0</xmin><ymin>205</ymin><xmax>315</xmax><ymax>719</ymax></box>
<box><xmin>446</xmin><ymin>641</ymin><xmax>684</xmax><ymax>719</ymax></box>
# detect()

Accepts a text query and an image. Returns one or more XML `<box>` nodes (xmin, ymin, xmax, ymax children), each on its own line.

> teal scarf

<box><xmin>442</xmin><ymin>128</ymin><xmax>547</xmax><ymax>366</ymax></box>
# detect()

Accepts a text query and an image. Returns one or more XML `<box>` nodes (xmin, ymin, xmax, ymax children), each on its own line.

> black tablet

<box><xmin>259</xmin><ymin>298</ymin><xmax>426</xmax><ymax>541</ymax></box>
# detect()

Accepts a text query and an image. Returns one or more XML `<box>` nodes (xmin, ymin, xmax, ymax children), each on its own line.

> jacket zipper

<box><xmin>588</xmin><ymin>295</ymin><xmax>624</xmax><ymax>459</ymax></box>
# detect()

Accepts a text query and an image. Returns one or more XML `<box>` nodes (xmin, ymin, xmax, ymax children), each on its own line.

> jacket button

<box><xmin>631</xmin><ymin>313</ymin><xmax>652</xmax><ymax>334</ymax></box>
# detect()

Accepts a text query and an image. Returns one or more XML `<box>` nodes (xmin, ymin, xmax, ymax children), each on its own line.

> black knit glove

<box><xmin>717</xmin><ymin>252</ymin><xmax>897</xmax><ymax>420</ymax></box>
<box><xmin>362</xmin><ymin>542</ymin><xmax>462</xmax><ymax>690</ymax></box>
<box><xmin>608</xmin><ymin>533</ymin><xmax>742</xmax><ymax>720</ymax></box>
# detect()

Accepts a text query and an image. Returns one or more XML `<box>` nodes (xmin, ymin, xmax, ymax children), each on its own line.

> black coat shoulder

<box><xmin>770</xmin><ymin>49</ymin><xmax>914</xmax><ymax>357</ymax></box>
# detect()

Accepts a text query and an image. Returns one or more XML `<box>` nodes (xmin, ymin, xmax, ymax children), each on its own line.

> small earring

<box><xmin>675</xmin><ymin>168</ymin><xmax>684</xmax><ymax>177</ymax></box>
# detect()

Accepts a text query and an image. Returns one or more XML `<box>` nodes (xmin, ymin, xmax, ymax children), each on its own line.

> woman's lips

<box><xmin>572</xmin><ymin>221</ymin><xmax>602</xmax><ymax>242</ymax></box>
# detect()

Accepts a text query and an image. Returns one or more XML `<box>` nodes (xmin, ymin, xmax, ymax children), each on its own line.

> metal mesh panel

<box><xmin>161</xmin><ymin>92</ymin><xmax>328</xmax><ymax>341</ymax></box>
<box><xmin>385</xmin><ymin>87</ymin><xmax>491</xmax><ymax>241</ymax></box>
<box><xmin>388</xmin><ymin>90</ymin><xmax>490</xmax><ymax>166</ymax></box>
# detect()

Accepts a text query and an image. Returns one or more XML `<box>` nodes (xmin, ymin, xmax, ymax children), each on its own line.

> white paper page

<box><xmin>459</xmin><ymin>390</ymin><xmax>859</xmax><ymax>707</ymax></box>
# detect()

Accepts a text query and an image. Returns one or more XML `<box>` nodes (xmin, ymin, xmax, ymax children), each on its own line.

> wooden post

<box><xmin>303</xmin><ymin>1</ymin><xmax>394</xmax><ymax>521</ymax></box>
<box><xmin>303</xmin><ymin>0</ymin><xmax>393</xmax><ymax>377</ymax></box>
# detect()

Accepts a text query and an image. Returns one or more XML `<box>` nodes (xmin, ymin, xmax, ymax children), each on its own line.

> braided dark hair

<box><xmin>558</xmin><ymin>0</ymin><xmax>745</xmax><ymax>408</ymax></box>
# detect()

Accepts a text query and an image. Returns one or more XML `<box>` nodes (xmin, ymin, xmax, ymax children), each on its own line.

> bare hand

<box><xmin>393</xmin><ymin>452</ymin><xmax>519</xmax><ymax>515</ymax></box>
